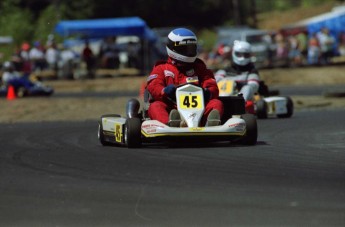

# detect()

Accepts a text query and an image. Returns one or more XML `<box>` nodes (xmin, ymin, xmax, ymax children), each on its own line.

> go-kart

<box><xmin>98</xmin><ymin>83</ymin><xmax>258</xmax><ymax>148</ymax></box>
<box><xmin>217</xmin><ymin>77</ymin><xmax>293</xmax><ymax>119</ymax></box>
<box><xmin>0</xmin><ymin>82</ymin><xmax>54</xmax><ymax>98</ymax></box>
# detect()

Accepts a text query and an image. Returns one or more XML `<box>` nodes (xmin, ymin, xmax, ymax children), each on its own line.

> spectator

<box><xmin>82</xmin><ymin>40</ymin><xmax>95</xmax><ymax>78</ymax></box>
<box><xmin>58</xmin><ymin>44</ymin><xmax>78</xmax><ymax>79</ymax></box>
<box><xmin>19</xmin><ymin>42</ymin><xmax>32</xmax><ymax>74</ymax></box>
<box><xmin>317</xmin><ymin>27</ymin><xmax>335</xmax><ymax>65</ymax></box>
<box><xmin>45</xmin><ymin>41</ymin><xmax>60</xmax><ymax>74</ymax></box>
<box><xmin>263</xmin><ymin>32</ymin><xmax>276</xmax><ymax>68</ymax></box>
<box><xmin>126</xmin><ymin>41</ymin><xmax>139</xmax><ymax>69</ymax></box>
<box><xmin>29</xmin><ymin>41</ymin><xmax>47</xmax><ymax>72</ymax></box>
<box><xmin>307</xmin><ymin>33</ymin><xmax>320</xmax><ymax>65</ymax></box>
<box><xmin>10</xmin><ymin>46</ymin><xmax>24</xmax><ymax>72</ymax></box>
<box><xmin>287</xmin><ymin>35</ymin><xmax>302</xmax><ymax>67</ymax></box>
<box><xmin>296</xmin><ymin>31</ymin><xmax>308</xmax><ymax>63</ymax></box>
<box><xmin>274</xmin><ymin>32</ymin><xmax>289</xmax><ymax>62</ymax></box>
<box><xmin>99</xmin><ymin>37</ymin><xmax>120</xmax><ymax>69</ymax></box>
<box><xmin>337</xmin><ymin>32</ymin><xmax>345</xmax><ymax>56</ymax></box>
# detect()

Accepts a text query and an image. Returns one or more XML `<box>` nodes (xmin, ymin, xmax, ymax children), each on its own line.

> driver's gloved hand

<box><xmin>203</xmin><ymin>88</ymin><xmax>211</xmax><ymax>103</ymax></box>
<box><xmin>163</xmin><ymin>84</ymin><xmax>176</xmax><ymax>100</ymax></box>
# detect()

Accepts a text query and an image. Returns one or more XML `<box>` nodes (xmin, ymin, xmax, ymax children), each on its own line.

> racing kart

<box><xmin>0</xmin><ymin>81</ymin><xmax>54</xmax><ymax>98</ymax></box>
<box><xmin>98</xmin><ymin>83</ymin><xmax>258</xmax><ymax>148</ymax></box>
<box><xmin>217</xmin><ymin>77</ymin><xmax>293</xmax><ymax>119</ymax></box>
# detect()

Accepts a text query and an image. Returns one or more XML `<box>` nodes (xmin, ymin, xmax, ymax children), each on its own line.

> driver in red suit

<box><xmin>146</xmin><ymin>28</ymin><xmax>223</xmax><ymax>127</ymax></box>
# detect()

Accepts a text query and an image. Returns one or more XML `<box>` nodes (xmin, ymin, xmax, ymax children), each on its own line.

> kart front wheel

<box><xmin>240</xmin><ymin>114</ymin><xmax>258</xmax><ymax>145</ymax></box>
<box><xmin>277</xmin><ymin>96</ymin><xmax>294</xmax><ymax>118</ymax></box>
<box><xmin>124</xmin><ymin>118</ymin><xmax>142</xmax><ymax>148</ymax></box>
<box><xmin>256</xmin><ymin>99</ymin><xmax>268</xmax><ymax>119</ymax></box>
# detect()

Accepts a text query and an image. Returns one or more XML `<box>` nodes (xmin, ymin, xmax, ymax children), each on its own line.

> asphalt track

<box><xmin>0</xmin><ymin>107</ymin><xmax>344</xmax><ymax>227</ymax></box>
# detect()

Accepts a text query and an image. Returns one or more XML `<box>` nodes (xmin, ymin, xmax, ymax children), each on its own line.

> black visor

<box><xmin>234</xmin><ymin>51</ymin><xmax>251</xmax><ymax>58</ymax></box>
<box><xmin>167</xmin><ymin>39</ymin><xmax>197</xmax><ymax>57</ymax></box>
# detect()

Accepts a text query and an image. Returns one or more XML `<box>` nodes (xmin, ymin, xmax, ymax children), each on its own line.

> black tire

<box><xmin>125</xmin><ymin>118</ymin><xmax>142</xmax><ymax>148</ymax></box>
<box><xmin>101</xmin><ymin>114</ymin><xmax>121</xmax><ymax>118</ymax></box>
<box><xmin>277</xmin><ymin>96</ymin><xmax>294</xmax><ymax>118</ymax></box>
<box><xmin>98</xmin><ymin>122</ymin><xmax>111</xmax><ymax>146</ymax></box>
<box><xmin>268</xmin><ymin>89</ymin><xmax>280</xmax><ymax>96</ymax></box>
<box><xmin>239</xmin><ymin>114</ymin><xmax>258</xmax><ymax>145</ymax></box>
<box><xmin>256</xmin><ymin>99</ymin><xmax>268</xmax><ymax>119</ymax></box>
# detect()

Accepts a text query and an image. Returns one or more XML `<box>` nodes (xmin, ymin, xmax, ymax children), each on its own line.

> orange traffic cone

<box><xmin>7</xmin><ymin>85</ymin><xmax>17</xmax><ymax>100</ymax></box>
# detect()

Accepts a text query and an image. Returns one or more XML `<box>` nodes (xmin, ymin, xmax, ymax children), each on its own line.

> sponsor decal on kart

<box><xmin>114</xmin><ymin>123</ymin><xmax>123</xmax><ymax>143</ymax></box>
<box><xmin>228</xmin><ymin>122</ymin><xmax>246</xmax><ymax>131</ymax></box>
<box><xmin>142</xmin><ymin>124</ymin><xmax>164</xmax><ymax>129</ymax></box>
<box><xmin>142</xmin><ymin>123</ymin><xmax>164</xmax><ymax>134</ymax></box>
<box><xmin>189</xmin><ymin>127</ymin><xmax>205</xmax><ymax>132</ymax></box>
<box><xmin>146</xmin><ymin>129</ymin><xmax>157</xmax><ymax>133</ymax></box>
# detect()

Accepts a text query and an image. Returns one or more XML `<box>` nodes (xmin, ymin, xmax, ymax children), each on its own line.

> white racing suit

<box><xmin>214</xmin><ymin>63</ymin><xmax>260</xmax><ymax>101</ymax></box>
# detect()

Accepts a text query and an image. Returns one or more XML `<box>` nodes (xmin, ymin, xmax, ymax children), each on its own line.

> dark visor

<box><xmin>168</xmin><ymin>39</ymin><xmax>197</xmax><ymax>57</ymax></box>
<box><xmin>234</xmin><ymin>52</ymin><xmax>251</xmax><ymax>58</ymax></box>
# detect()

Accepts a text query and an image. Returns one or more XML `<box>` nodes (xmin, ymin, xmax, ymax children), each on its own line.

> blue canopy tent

<box><xmin>54</xmin><ymin>17</ymin><xmax>158</xmax><ymax>73</ymax></box>
<box><xmin>55</xmin><ymin>17</ymin><xmax>157</xmax><ymax>42</ymax></box>
<box><xmin>282</xmin><ymin>6</ymin><xmax>345</xmax><ymax>42</ymax></box>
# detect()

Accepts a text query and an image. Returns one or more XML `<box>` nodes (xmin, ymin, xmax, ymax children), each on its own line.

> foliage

<box><xmin>198</xmin><ymin>29</ymin><xmax>217</xmax><ymax>52</ymax></box>
<box><xmin>0</xmin><ymin>0</ymin><xmax>34</xmax><ymax>44</ymax></box>
<box><xmin>32</xmin><ymin>5</ymin><xmax>60</xmax><ymax>44</ymax></box>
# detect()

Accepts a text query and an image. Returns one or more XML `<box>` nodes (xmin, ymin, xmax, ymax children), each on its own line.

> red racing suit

<box><xmin>146</xmin><ymin>57</ymin><xmax>224</xmax><ymax>125</ymax></box>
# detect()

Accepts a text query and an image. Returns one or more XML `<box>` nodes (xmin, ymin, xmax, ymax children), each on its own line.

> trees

<box><xmin>0</xmin><ymin>0</ymin><xmax>341</xmax><ymax>58</ymax></box>
<box><xmin>0</xmin><ymin>0</ymin><xmax>33</xmax><ymax>45</ymax></box>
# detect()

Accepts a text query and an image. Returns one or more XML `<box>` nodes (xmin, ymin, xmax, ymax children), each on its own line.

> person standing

<box><xmin>317</xmin><ymin>27</ymin><xmax>335</xmax><ymax>65</ymax></box>
<box><xmin>82</xmin><ymin>40</ymin><xmax>95</xmax><ymax>78</ymax></box>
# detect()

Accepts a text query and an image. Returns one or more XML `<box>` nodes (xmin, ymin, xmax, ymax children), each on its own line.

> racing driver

<box><xmin>146</xmin><ymin>28</ymin><xmax>223</xmax><ymax>127</ymax></box>
<box><xmin>215</xmin><ymin>40</ymin><xmax>260</xmax><ymax>114</ymax></box>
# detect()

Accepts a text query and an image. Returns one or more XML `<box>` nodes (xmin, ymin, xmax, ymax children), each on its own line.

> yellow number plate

<box><xmin>218</xmin><ymin>80</ymin><xmax>235</xmax><ymax>95</ymax></box>
<box><xmin>179</xmin><ymin>94</ymin><xmax>202</xmax><ymax>109</ymax></box>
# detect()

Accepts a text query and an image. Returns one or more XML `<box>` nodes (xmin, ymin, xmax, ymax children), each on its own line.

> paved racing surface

<box><xmin>1</xmin><ymin>109</ymin><xmax>344</xmax><ymax>226</ymax></box>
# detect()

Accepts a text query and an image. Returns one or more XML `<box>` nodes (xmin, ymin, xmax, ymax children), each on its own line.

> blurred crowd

<box><xmin>1</xmin><ymin>26</ymin><xmax>345</xmax><ymax>82</ymax></box>
<box><xmin>9</xmin><ymin>38</ymin><xmax>79</xmax><ymax>79</ymax></box>
<box><xmin>199</xmin><ymin>27</ymin><xmax>345</xmax><ymax>70</ymax></box>
<box><xmin>2</xmin><ymin>35</ymin><xmax>143</xmax><ymax>80</ymax></box>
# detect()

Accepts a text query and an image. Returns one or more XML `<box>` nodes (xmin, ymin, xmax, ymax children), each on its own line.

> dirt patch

<box><xmin>0</xmin><ymin>66</ymin><xmax>344</xmax><ymax>123</ymax></box>
<box><xmin>260</xmin><ymin>65</ymin><xmax>345</xmax><ymax>86</ymax></box>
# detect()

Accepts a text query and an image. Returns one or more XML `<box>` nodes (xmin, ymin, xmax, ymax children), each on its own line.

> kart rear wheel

<box><xmin>239</xmin><ymin>114</ymin><xmax>258</xmax><ymax>145</ymax></box>
<box><xmin>256</xmin><ymin>99</ymin><xmax>268</xmax><ymax>119</ymax></box>
<box><xmin>277</xmin><ymin>96</ymin><xmax>294</xmax><ymax>118</ymax></box>
<box><xmin>17</xmin><ymin>87</ymin><xmax>27</xmax><ymax>98</ymax></box>
<box><xmin>98</xmin><ymin>122</ymin><xmax>111</xmax><ymax>146</ymax></box>
<box><xmin>124</xmin><ymin>118</ymin><xmax>142</xmax><ymax>148</ymax></box>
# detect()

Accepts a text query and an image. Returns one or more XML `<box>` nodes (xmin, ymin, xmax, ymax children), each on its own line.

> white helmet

<box><xmin>232</xmin><ymin>40</ymin><xmax>252</xmax><ymax>66</ymax></box>
<box><xmin>3</xmin><ymin>61</ymin><xmax>14</xmax><ymax>70</ymax></box>
<box><xmin>166</xmin><ymin>28</ymin><xmax>198</xmax><ymax>63</ymax></box>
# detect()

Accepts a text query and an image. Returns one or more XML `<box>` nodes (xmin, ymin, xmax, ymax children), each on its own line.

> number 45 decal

<box><xmin>179</xmin><ymin>95</ymin><xmax>202</xmax><ymax>109</ymax></box>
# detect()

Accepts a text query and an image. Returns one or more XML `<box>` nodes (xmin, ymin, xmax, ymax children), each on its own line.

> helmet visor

<box><xmin>168</xmin><ymin>39</ymin><xmax>197</xmax><ymax>57</ymax></box>
<box><xmin>234</xmin><ymin>51</ymin><xmax>251</xmax><ymax>58</ymax></box>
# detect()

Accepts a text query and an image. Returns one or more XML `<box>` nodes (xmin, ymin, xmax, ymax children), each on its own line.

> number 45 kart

<box><xmin>217</xmin><ymin>78</ymin><xmax>293</xmax><ymax>119</ymax></box>
<box><xmin>98</xmin><ymin>83</ymin><xmax>258</xmax><ymax>148</ymax></box>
